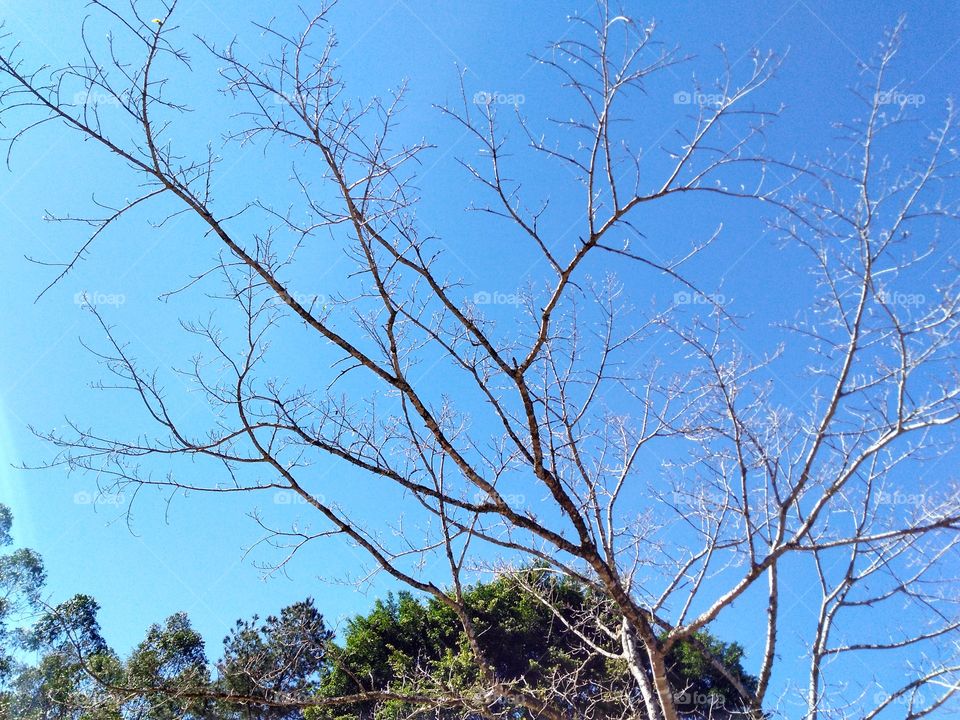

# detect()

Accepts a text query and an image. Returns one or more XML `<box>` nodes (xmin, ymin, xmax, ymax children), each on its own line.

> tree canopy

<box><xmin>316</xmin><ymin>570</ymin><xmax>756</xmax><ymax>720</ymax></box>
<box><xmin>0</xmin><ymin>505</ymin><xmax>753</xmax><ymax>719</ymax></box>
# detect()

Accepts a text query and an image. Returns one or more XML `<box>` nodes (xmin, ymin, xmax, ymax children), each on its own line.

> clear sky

<box><xmin>0</xmin><ymin>0</ymin><xmax>958</xmax><ymax>711</ymax></box>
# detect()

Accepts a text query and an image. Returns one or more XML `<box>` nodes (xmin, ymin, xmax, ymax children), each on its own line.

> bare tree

<box><xmin>1</xmin><ymin>2</ymin><xmax>958</xmax><ymax>719</ymax></box>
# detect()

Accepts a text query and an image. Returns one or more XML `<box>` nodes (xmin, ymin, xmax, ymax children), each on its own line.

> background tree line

<box><xmin>0</xmin><ymin>505</ymin><xmax>753</xmax><ymax>719</ymax></box>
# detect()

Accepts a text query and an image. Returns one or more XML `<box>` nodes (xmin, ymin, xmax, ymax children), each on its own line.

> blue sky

<box><xmin>0</xmin><ymin>0</ymin><xmax>958</xmax><ymax>710</ymax></box>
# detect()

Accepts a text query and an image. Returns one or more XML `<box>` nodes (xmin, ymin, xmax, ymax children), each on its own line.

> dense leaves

<box><xmin>125</xmin><ymin>613</ymin><xmax>210</xmax><ymax>719</ymax></box>
<box><xmin>219</xmin><ymin>599</ymin><xmax>334</xmax><ymax>719</ymax></box>
<box><xmin>0</xmin><ymin>506</ymin><xmax>46</xmax><ymax>718</ymax></box>
<box><xmin>0</xmin><ymin>506</ymin><xmax>44</xmax><ymax>681</ymax></box>
<box><xmin>0</xmin><ymin>507</ymin><xmax>755</xmax><ymax>719</ymax></box>
<box><xmin>315</xmin><ymin>571</ymin><xmax>756</xmax><ymax>720</ymax></box>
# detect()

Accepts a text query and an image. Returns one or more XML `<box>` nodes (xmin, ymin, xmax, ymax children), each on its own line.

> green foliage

<box><xmin>0</xmin><ymin>505</ymin><xmax>46</xmax><ymax>718</ymax></box>
<box><xmin>0</xmin><ymin>507</ymin><xmax>13</xmax><ymax>548</ymax></box>
<box><xmin>669</xmin><ymin>633</ymin><xmax>755</xmax><ymax>715</ymax></box>
<box><xmin>0</xmin><ymin>509</ymin><xmax>755</xmax><ymax>720</ymax></box>
<box><xmin>29</xmin><ymin>594</ymin><xmax>109</xmax><ymax>656</ymax></box>
<box><xmin>8</xmin><ymin>594</ymin><xmax>123</xmax><ymax>720</ymax></box>
<box><xmin>0</xmin><ymin>510</ymin><xmax>45</xmax><ymax>656</ymax></box>
<box><xmin>124</xmin><ymin>613</ymin><xmax>210</xmax><ymax>719</ymax></box>
<box><xmin>313</xmin><ymin>570</ymin><xmax>757</xmax><ymax>720</ymax></box>
<box><xmin>218</xmin><ymin>598</ymin><xmax>334</xmax><ymax>720</ymax></box>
